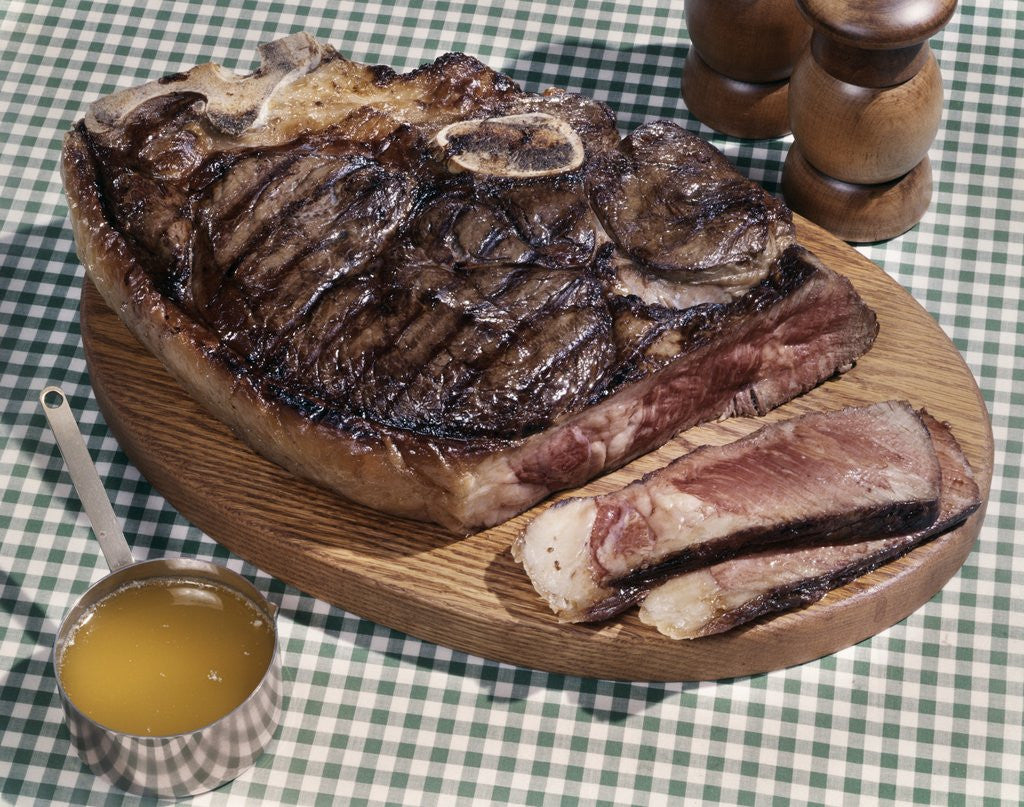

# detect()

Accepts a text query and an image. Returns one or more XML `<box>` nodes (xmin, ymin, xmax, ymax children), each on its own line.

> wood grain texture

<box><xmin>680</xmin><ymin>50</ymin><xmax>792</xmax><ymax>140</ymax></box>
<box><xmin>788</xmin><ymin>48</ymin><xmax>943</xmax><ymax>184</ymax></box>
<box><xmin>684</xmin><ymin>0</ymin><xmax>811</xmax><ymax>83</ymax></box>
<box><xmin>796</xmin><ymin>0</ymin><xmax>958</xmax><ymax>49</ymax></box>
<box><xmin>785</xmin><ymin>2</ymin><xmax>953</xmax><ymax>242</ymax></box>
<box><xmin>810</xmin><ymin>34</ymin><xmax>928</xmax><ymax>88</ymax></box>
<box><xmin>782</xmin><ymin>144</ymin><xmax>933</xmax><ymax>243</ymax></box>
<box><xmin>80</xmin><ymin>215</ymin><xmax>993</xmax><ymax>681</ymax></box>
<box><xmin>681</xmin><ymin>0</ymin><xmax>810</xmax><ymax>138</ymax></box>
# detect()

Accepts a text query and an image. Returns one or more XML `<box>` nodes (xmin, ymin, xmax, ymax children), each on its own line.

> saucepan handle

<box><xmin>39</xmin><ymin>386</ymin><xmax>135</xmax><ymax>572</ymax></box>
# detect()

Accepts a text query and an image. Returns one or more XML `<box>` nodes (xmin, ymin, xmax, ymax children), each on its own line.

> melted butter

<box><xmin>58</xmin><ymin>578</ymin><xmax>275</xmax><ymax>736</ymax></box>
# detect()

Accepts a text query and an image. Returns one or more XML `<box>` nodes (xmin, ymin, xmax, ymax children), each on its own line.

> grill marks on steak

<box><xmin>512</xmin><ymin>402</ymin><xmax>945</xmax><ymax>622</ymax></box>
<box><xmin>588</xmin><ymin>121</ymin><xmax>793</xmax><ymax>289</ymax></box>
<box><xmin>337</xmin><ymin>265</ymin><xmax>616</xmax><ymax>439</ymax></box>
<box><xmin>81</xmin><ymin>88</ymin><xmax>628</xmax><ymax>441</ymax></box>
<box><xmin>76</xmin><ymin>75</ymin><xmax>809</xmax><ymax>444</ymax></box>
<box><xmin>80</xmin><ymin>93</ymin><xmax>210</xmax><ymax>299</ymax></box>
<box><xmin>193</xmin><ymin>140</ymin><xmax>418</xmax><ymax>363</ymax></box>
<box><xmin>65</xmin><ymin>39</ymin><xmax>880</xmax><ymax>530</ymax></box>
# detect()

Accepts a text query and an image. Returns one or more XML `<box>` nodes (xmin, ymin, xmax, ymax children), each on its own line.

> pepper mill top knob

<box><xmin>796</xmin><ymin>0</ymin><xmax>957</xmax><ymax>49</ymax></box>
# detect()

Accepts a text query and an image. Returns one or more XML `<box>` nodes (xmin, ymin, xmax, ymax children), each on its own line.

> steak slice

<box><xmin>62</xmin><ymin>34</ymin><xmax>878</xmax><ymax>533</ymax></box>
<box><xmin>512</xmin><ymin>401</ymin><xmax>944</xmax><ymax>622</ymax></box>
<box><xmin>637</xmin><ymin>412</ymin><xmax>980</xmax><ymax>638</ymax></box>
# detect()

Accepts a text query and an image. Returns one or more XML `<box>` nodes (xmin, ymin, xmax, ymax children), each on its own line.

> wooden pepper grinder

<box><xmin>782</xmin><ymin>0</ymin><xmax>957</xmax><ymax>242</ymax></box>
<box><xmin>681</xmin><ymin>0</ymin><xmax>812</xmax><ymax>139</ymax></box>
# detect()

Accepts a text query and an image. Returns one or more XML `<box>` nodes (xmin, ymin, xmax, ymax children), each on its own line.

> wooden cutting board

<box><xmin>80</xmin><ymin>215</ymin><xmax>993</xmax><ymax>681</ymax></box>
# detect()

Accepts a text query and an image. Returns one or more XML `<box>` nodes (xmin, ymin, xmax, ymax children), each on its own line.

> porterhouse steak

<box><xmin>61</xmin><ymin>34</ymin><xmax>878</xmax><ymax>533</ymax></box>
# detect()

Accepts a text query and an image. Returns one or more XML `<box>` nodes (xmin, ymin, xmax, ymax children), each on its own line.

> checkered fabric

<box><xmin>2</xmin><ymin>1</ymin><xmax>1021</xmax><ymax>804</ymax></box>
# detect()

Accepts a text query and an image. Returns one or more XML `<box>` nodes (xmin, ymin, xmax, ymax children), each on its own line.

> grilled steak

<box><xmin>62</xmin><ymin>34</ymin><xmax>878</xmax><ymax>533</ymax></box>
<box><xmin>638</xmin><ymin>412</ymin><xmax>980</xmax><ymax>638</ymax></box>
<box><xmin>512</xmin><ymin>401</ymin><xmax>945</xmax><ymax>622</ymax></box>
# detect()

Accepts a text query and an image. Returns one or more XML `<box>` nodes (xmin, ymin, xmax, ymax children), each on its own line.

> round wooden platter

<box><xmin>80</xmin><ymin>215</ymin><xmax>992</xmax><ymax>682</ymax></box>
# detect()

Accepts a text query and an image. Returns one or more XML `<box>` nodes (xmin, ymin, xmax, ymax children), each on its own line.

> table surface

<box><xmin>1</xmin><ymin>1</ymin><xmax>1021</xmax><ymax>804</ymax></box>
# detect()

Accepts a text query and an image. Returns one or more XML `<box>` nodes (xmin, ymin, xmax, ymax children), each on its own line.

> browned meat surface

<box><xmin>512</xmin><ymin>401</ymin><xmax>944</xmax><ymax>621</ymax></box>
<box><xmin>587</xmin><ymin>121</ymin><xmax>793</xmax><ymax>288</ymax></box>
<box><xmin>62</xmin><ymin>34</ymin><xmax>878</xmax><ymax>531</ymax></box>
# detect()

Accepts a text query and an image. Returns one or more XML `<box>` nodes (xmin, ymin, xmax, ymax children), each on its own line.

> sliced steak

<box><xmin>637</xmin><ymin>412</ymin><xmax>981</xmax><ymax>638</ymax></box>
<box><xmin>62</xmin><ymin>34</ymin><xmax>878</xmax><ymax>532</ymax></box>
<box><xmin>512</xmin><ymin>401</ymin><xmax>943</xmax><ymax>622</ymax></box>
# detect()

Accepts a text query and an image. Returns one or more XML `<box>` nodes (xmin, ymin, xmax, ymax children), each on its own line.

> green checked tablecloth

<box><xmin>2</xmin><ymin>1</ymin><xmax>1021</xmax><ymax>804</ymax></box>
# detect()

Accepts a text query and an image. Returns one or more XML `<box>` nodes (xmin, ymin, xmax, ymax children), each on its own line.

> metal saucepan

<box><xmin>40</xmin><ymin>386</ymin><xmax>283</xmax><ymax>797</ymax></box>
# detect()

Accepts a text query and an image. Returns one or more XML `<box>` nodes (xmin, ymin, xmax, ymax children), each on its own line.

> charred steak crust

<box><xmin>62</xmin><ymin>34</ymin><xmax>878</xmax><ymax>532</ymax></box>
<box><xmin>587</xmin><ymin>120</ymin><xmax>793</xmax><ymax>286</ymax></box>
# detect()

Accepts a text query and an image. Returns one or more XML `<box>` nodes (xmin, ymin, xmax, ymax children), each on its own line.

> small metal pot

<box><xmin>53</xmin><ymin>558</ymin><xmax>283</xmax><ymax>797</ymax></box>
<box><xmin>42</xmin><ymin>387</ymin><xmax>283</xmax><ymax>797</ymax></box>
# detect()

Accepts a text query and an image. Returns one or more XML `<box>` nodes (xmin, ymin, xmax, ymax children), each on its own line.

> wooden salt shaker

<box><xmin>782</xmin><ymin>0</ymin><xmax>957</xmax><ymax>242</ymax></box>
<box><xmin>681</xmin><ymin>0</ymin><xmax>812</xmax><ymax>139</ymax></box>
